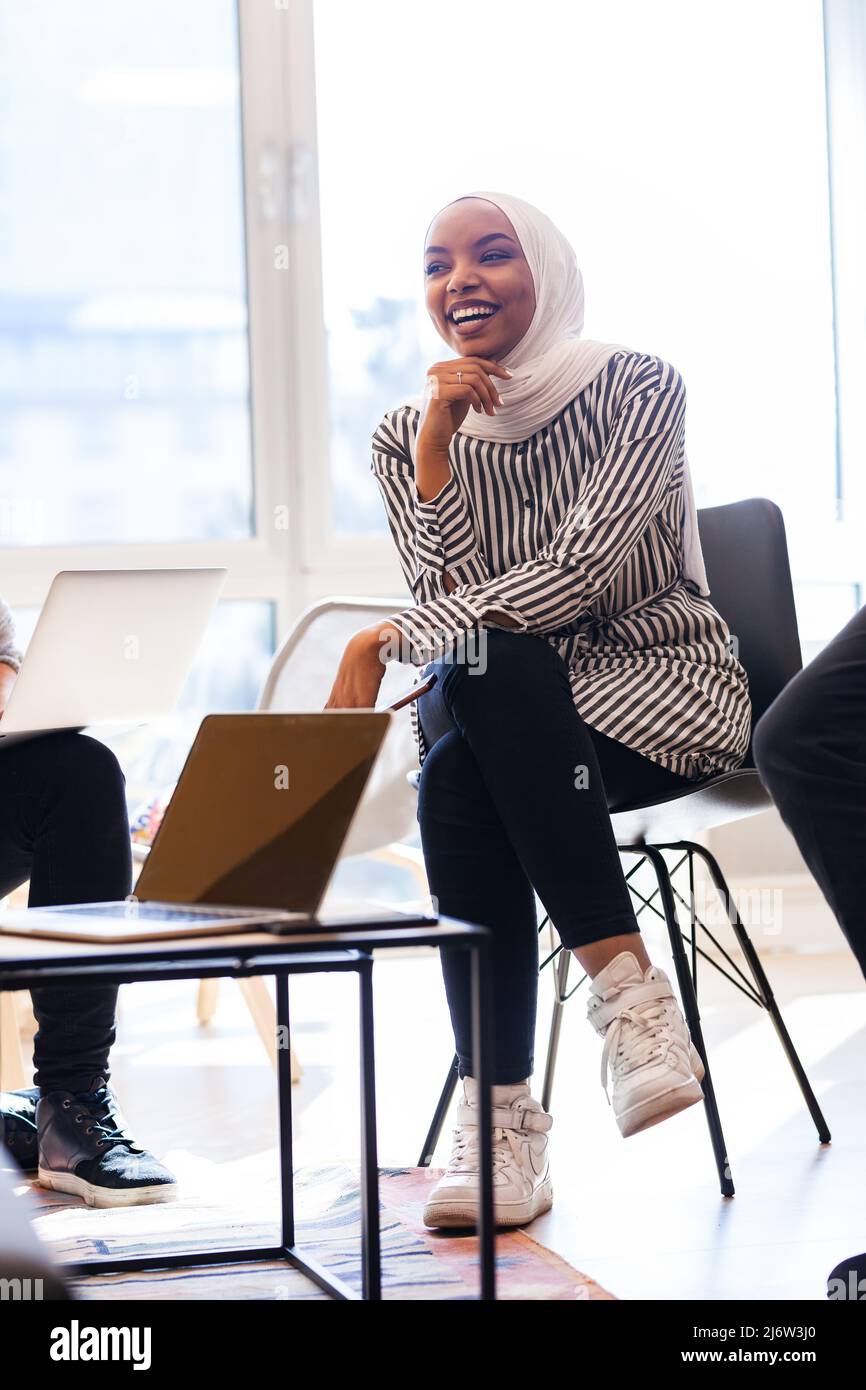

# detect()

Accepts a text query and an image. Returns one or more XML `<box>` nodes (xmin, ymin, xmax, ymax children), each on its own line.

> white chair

<box><xmin>195</xmin><ymin>596</ymin><xmax>429</xmax><ymax>1070</ymax></box>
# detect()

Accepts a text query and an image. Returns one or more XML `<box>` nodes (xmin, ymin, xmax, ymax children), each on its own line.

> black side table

<box><xmin>0</xmin><ymin>915</ymin><xmax>496</xmax><ymax>1300</ymax></box>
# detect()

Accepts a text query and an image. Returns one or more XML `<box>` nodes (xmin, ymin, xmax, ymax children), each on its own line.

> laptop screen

<box><xmin>135</xmin><ymin>712</ymin><xmax>390</xmax><ymax>917</ymax></box>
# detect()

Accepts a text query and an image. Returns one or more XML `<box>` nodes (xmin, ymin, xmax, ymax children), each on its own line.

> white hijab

<box><xmin>396</xmin><ymin>190</ymin><xmax>710</xmax><ymax>597</ymax></box>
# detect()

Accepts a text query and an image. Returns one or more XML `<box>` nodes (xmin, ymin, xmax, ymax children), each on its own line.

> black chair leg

<box><xmin>541</xmin><ymin>946</ymin><xmax>572</xmax><ymax>1113</ymax></box>
<box><xmin>683</xmin><ymin>838</ymin><xmax>832</xmax><ymax>1145</ymax></box>
<box><xmin>417</xmin><ymin>1055</ymin><xmax>460</xmax><ymax>1167</ymax></box>
<box><xmin>637</xmin><ymin>844</ymin><xmax>736</xmax><ymax>1198</ymax></box>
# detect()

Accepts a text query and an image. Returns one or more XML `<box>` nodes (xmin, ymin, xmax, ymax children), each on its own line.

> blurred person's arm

<box><xmin>0</xmin><ymin>595</ymin><xmax>22</xmax><ymax>715</ymax></box>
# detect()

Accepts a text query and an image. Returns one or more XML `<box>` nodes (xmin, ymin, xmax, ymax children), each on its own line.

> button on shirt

<box><xmin>370</xmin><ymin>350</ymin><xmax>751</xmax><ymax>781</ymax></box>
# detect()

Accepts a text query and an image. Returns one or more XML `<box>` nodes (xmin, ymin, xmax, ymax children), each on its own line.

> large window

<box><xmin>0</xmin><ymin>0</ymin><xmax>252</xmax><ymax>548</ymax></box>
<box><xmin>0</xmin><ymin>0</ymin><xmax>295</xmax><ymax>811</ymax></box>
<box><xmin>1</xmin><ymin>0</ymin><xmax>863</xmax><ymax>769</ymax></box>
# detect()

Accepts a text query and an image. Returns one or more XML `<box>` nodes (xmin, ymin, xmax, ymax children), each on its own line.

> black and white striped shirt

<box><xmin>371</xmin><ymin>349</ymin><xmax>751</xmax><ymax>780</ymax></box>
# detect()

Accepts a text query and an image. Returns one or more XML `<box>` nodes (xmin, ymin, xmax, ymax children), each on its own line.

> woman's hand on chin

<box><xmin>324</xmin><ymin>622</ymin><xmax>399</xmax><ymax>709</ymax></box>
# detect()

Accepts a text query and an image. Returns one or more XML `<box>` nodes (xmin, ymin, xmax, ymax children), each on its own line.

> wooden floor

<box><xmin>38</xmin><ymin>930</ymin><xmax>866</xmax><ymax>1302</ymax></box>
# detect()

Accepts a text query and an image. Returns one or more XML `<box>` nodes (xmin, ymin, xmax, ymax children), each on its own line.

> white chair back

<box><xmin>257</xmin><ymin>598</ymin><xmax>421</xmax><ymax>857</ymax></box>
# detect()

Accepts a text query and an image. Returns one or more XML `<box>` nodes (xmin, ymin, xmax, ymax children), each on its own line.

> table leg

<box><xmin>275</xmin><ymin>974</ymin><xmax>295</xmax><ymax>1249</ymax></box>
<box><xmin>470</xmin><ymin>936</ymin><xmax>496</xmax><ymax>1301</ymax></box>
<box><xmin>358</xmin><ymin>955</ymin><xmax>382</xmax><ymax>1300</ymax></box>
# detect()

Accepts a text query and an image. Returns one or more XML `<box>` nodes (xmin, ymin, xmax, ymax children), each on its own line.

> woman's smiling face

<box><xmin>424</xmin><ymin>198</ymin><xmax>536</xmax><ymax>359</ymax></box>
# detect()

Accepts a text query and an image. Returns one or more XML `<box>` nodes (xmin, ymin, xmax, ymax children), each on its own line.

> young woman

<box><xmin>325</xmin><ymin>190</ymin><xmax>751</xmax><ymax>1229</ymax></box>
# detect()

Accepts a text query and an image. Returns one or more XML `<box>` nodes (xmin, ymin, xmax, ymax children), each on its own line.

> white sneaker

<box><xmin>422</xmin><ymin>1076</ymin><xmax>554</xmax><ymax>1229</ymax></box>
<box><xmin>587</xmin><ymin>951</ymin><xmax>706</xmax><ymax>1137</ymax></box>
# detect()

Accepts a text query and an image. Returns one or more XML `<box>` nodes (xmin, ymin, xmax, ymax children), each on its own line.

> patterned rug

<box><xmin>21</xmin><ymin>1162</ymin><xmax>615</xmax><ymax>1301</ymax></box>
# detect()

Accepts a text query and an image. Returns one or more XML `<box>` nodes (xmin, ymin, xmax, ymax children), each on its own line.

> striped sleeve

<box><xmin>0</xmin><ymin>597</ymin><xmax>22</xmax><ymax>671</ymax></box>
<box><xmin>387</xmin><ymin>360</ymin><xmax>687</xmax><ymax>662</ymax></box>
<box><xmin>371</xmin><ymin>410</ymin><xmax>491</xmax><ymax>611</ymax></box>
<box><xmin>415</xmin><ymin>470</ymin><xmax>491</xmax><ymax>588</ymax></box>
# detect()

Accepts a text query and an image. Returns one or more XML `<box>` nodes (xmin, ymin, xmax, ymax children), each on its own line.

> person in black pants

<box><xmin>403</xmin><ymin>628</ymin><xmax>709</xmax><ymax>1227</ymax></box>
<box><xmin>751</xmin><ymin>604</ymin><xmax>866</xmax><ymax>1299</ymax></box>
<box><xmin>0</xmin><ymin>731</ymin><xmax>177</xmax><ymax>1207</ymax></box>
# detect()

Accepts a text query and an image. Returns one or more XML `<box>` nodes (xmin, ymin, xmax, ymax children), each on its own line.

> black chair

<box><xmin>416</xmin><ymin>498</ymin><xmax>831</xmax><ymax>1196</ymax></box>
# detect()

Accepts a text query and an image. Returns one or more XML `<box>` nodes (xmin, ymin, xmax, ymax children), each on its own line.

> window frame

<box><xmin>783</xmin><ymin>0</ymin><xmax>866</xmax><ymax>633</ymax></box>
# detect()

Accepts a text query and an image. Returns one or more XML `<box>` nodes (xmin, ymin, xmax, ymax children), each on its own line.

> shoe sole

<box><xmin>423</xmin><ymin>1177</ymin><xmax>554</xmax><ymax>1230</ymax></box>
<box><xmin>616</xmin><ymin>1044</ymin><xmax>707</xmax><ymax>1138</ymax></box>
<box><xmin>37</xmin><ymin>1167</ymin><xmax>178</xmax><ymax>1209</ymax></box>
<box><xmin>617</xmin><ymin>1075</ymin><xmax>705</xmax><ymax>1137</ymax></box>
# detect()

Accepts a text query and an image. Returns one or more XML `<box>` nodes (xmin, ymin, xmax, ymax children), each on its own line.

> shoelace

<box><xmin>599</xmin><ymin>999</ymin><xmax>687</xmax><ymax>1103</ymax></box>
<box><xmin>72</xmin><ymin>1086</ymin><xmax>136</xmax><ymax>1150</ymax></box>
<box><xmin>447</xmin><ymin>1100</ymin><xmax>538</xmax><ymax>1176</ymax></box>
<box><xmin>5</xmin><ymin>1084</ymin><xmax>133</xmax><ymax>1146</ymax></box>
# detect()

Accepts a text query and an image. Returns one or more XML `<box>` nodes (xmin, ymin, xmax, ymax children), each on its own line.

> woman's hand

<box><xmin>417</xmin><ymin>356</ymin><xmax>512</xmax><ymax>453</ymax></box>
<box><xmin>324</xmin><ymin>623</ymin><xmax>400</xmax><ymax>709</ymax></box>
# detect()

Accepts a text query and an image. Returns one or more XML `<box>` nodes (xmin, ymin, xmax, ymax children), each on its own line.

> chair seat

<box><xmin>611</xmin><ymin>767</ymin><xmax>770</xmax><ymax>844</ymax></box>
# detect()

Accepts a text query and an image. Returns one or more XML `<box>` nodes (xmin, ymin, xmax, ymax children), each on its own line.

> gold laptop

<box><xmin>0</xmin><ymin>713</ymin><xmax>436</xmax><ymax>943</ymax></box>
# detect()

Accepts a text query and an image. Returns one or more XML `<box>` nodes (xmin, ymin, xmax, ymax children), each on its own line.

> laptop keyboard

<box><xmin>48</xmin><ymin>903</ymin><xmax>259</xmax><ymax>923</ymax></box>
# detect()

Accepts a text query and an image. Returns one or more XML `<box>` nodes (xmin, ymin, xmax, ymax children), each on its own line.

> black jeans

<box><xmin>0</xmin><ymin>732</ymin><xmax>131</xmax><ymax>1092</ymax></box>
<box><xmin>416</xmin><ymin>629</ymin><xmax>694</xmax><ymax>1083</ymax></box>
<box><xmin>753</xmin><ymin>604</ymin><xmax>866</xmax><ymax>980</ymax></box>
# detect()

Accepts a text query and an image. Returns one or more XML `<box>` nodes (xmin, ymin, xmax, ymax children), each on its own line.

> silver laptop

<box><xmin>0</xmin><ymin>568</ymin><xmax>226</xmax><ymax>741</ymax></box>
<box><xmin>0</xmin><ymin>712</ymin><xmax>437</xmax><ymax>943</ymax></box>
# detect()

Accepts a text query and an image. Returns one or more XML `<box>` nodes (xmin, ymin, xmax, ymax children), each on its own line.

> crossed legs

<box><xmin>416</xmin><ymin>629</ymin><xmax>690</xmax><ymax>1081</ymax></box>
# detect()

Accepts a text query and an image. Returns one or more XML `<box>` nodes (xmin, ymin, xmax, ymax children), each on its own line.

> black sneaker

<box><xmin>37</xmin><ymin>1075</ymin><xmax>178</xmax><ymax>1208</ymax></box>
<box><xmin>0</xmin><ymin>1087</ymin><xmax>40</xmax><ymax>1173</ymax></box>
